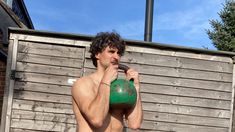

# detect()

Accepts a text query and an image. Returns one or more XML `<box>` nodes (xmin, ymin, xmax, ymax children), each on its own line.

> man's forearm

<box><xmin>86</xmin><ymin>83</ymin><xmax>110</xmax><ymax>127</ymax></box>
<box><xmin>126</xmin><ymin>90</ymin><xmax>143</xmax><ymax>129</ymax></box>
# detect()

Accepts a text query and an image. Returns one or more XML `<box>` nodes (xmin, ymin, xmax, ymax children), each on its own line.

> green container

<box><xmin>110</xmin><ymin>79</ymin><xmax>137</xmax><ymax>109</ymax></box>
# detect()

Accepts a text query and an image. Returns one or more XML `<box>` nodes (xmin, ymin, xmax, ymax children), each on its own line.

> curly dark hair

<box><xmin>89</xmin><ymin>32</ymin><xmax>126</xmax><ymax>67</ymax></box>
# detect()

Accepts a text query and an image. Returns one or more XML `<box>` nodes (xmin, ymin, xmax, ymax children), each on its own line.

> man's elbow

<box><xmin>128</xmin><ymin>123</ymin><xmax>141</xmax><ymax>130</ymax></box>
<box><xmin>89</xmin><ymin>117</ymin><xmax>104</xmax><ymax>128</ymax></box>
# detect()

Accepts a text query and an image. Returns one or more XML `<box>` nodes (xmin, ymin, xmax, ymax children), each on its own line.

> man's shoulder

<box><xmin>71</xmin><ymin>75</ymin><xmax>95</xmax><ymax>97</ymax></box>
<box><xmin>73</xmin><ymin>75</ymin><xmax>93</xmax><ymax>88</ymax></box>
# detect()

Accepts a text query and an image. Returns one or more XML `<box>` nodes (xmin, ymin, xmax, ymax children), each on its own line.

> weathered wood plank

<box><xmin>11</xmin><ymin>110</ymin><xmax>229</xmax><ymax>132</ymax></box>
<box><xmin>11</xmin><ymin>109</ymin><xmax>76</xmax><ymax>124</ymax></box>
<box><xmin>141</xmin><ymin>75</ymin><xmax>232</xmax><ymax>92</ymax></box>
<box><xmin>13</xmin><ymin>89</ymin><xmax>230</xmax><ymax>110</ymax></box>
<box><xmin>13</xmin><ymin>91</ymin><xmax>72</xmax><ymax>104</ymax></box>
<box><xmin>18</xmin><ymin>41</ymin><xmax>85</xmax><ymax>59</ymax></box>
<box><xmin>3</xmin><ymin>38</ymin><xmax>19</xmax><ymax>132</ymax></box>
<box><xmin>12</xmin><ymin>99</ymin><xmax>230</xmax><ymax>119</ymax></box>
<box><xmin>141</xmin><ymin>93</ymin><xmax>230</xmax><ymax>110</ymax></box>
<box><xmin>85</xmin><ymin>46</ymin><xmax>233</xmax><ymax>64</ymax></box>
<box><xmin>230</xmin><ymin>64</ymin><xmax>235</xmax><ymax>132</ymax></box>
<box><xmin>17</xmin><ymin>53</ymin><xmax>84</xmax><ymax>68</ymax></box>
<box><xmin>10</xmin><ymin>128</ymin><xmax>44</xmax><ymax>132</ymax></box>
<box><xmin>16</xmin><ymin>62</ymin><xmax>82</xmax><ymax>77</ymax></box>
<box><xmin>12</xmin><ymin>99</ymin><xmax>73</xmax><ymax>114</ymax></box>
<box><xmin>143</xmin><ymin>102</ymin><xmax>230</xmax><ymax>118</ymax></box>
<box><xmin>85</xmin><ymin>59</ymin><xmax>232</xmax><ymax>82</ymax></box>
<box><xmin>11</xmin><ymin>119</ymin><xmax>76</xmax><ymax>132</ymax></box>
<box><xmin>143</xmin><ymin>111</ymin><xmax>229</xmax><ymax>127</ymax></box>
<box><xmin>85</xmin><ymin>51</ymin><xmax>233</xmax><ymax>73</ymax></box>
<box><xmin>125</xmin><ymin>45</ymin><xmax>233</xmax><ymax>63</ymax></box>
<box><xmin>84</xmin><ymin>68</ymin><xmax>232</xmax><ymax>92</ymax></box>
<box><xmin>15</xmin><ymin>72</ymin><xmax>78</xmax><ymax>86</ymax></box>
<box><xmin>0</xmin><ymin>40</ymin><xmax>14</xmax><ymax>131</ymax></box>
<box><xmin>122</xmin><ymin>53</ymin><xmax>232</xmax><ymax>74</ymax></box>
<box><xmin>15</xmin><ymin>74</ymin><xmax>231</xmax><ymax>104</ymax></box>
<box><xmin>123</xmin><ymin>52</ymin><xmax>233</xmax><ymax>73</ymax></box>
<box><xmin>179</xmin><ymin>57</ymin><xmax>232</xmax><ymax>73</ymax></box>
<box><xmin>140</xmin><ymin>83</ymin><xmax>231</xmax><ymax>101</ymax></box>
<box><xmin>139</xmin><ymin>120</ymin><xmax>228</xmax><ymax>132</ymax></box>
<box><xmin>11</xmin><ymin>33</ymin><xmax>90</xmax><ymax>47</ymax></box>
<box><xmin>11</xmin><ymin>110</ymin><xmax>230</xmax><ymax>131</ymax></box>
<box><xmin>14</xmin><ymin>82</ymin><xmax>71</xmax><ymax>95</ymax></box>
<box><xmin>11</xmin><ymin>33</ymin><xmax>233</xmax><ymax>63</ymax></box>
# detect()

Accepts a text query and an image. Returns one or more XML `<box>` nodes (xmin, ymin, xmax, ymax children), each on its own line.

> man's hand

<box><xmin>102</xmin><ymin>64</ymin><xmax>119</xmax><ymax>84</ymax></box>
<box><xmin>126</xmin><ymin>68</ymin><xmax>140</xmax><ymax>91</ymax></box>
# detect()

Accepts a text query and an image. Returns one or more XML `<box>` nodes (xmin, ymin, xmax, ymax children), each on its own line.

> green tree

<box><xmin>207</xmin><ymin>0</ymin><xmax>235</xmax><ymax>51</ymax></box>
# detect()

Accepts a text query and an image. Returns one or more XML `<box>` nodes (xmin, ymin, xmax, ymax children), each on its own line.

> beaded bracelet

<box><xmin>101</xmin><ymin>82</ymin><xmax>110</xmax><ymax>87</ymax></box>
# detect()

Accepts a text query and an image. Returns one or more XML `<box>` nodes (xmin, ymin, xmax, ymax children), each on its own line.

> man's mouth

<box><xmin>111</xmin><ymin>61</ymin><xmax>118</xmax><ymax>65</ymax></box>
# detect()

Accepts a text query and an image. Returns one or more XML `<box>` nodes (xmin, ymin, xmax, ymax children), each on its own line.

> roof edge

<box><xmin>8</xmin><ymin>27</ymin><xmax>235</xmax><ymax>57</ymax></box>
<box><xmin>0</xmin><ymin>0</ymin><xmax>28</xmax><ymax>28</ymax></box>
<box><xmin>17</xmin><ymin>0</ymin><xmax>34</xmax><ymax>29</ymax></box>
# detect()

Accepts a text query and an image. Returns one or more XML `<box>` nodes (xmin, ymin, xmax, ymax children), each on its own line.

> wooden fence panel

<box><xmin>84</xmin><ymin>47</ymin><xmax>234</xmax><ymax>131</ymax></box>
<box><xmin>1</xmin><ymin>29</ymin><xmax>235</xmax><ymax>132</ymax></box>
<box><xmin>2</xmin><ymin>36</ymin><xmax>86</xmax><ymax>131</ymax></box>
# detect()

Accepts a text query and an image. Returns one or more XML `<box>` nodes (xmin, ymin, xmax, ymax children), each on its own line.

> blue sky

<box><xmin>24</xmin><ymin>0</ymin><xmax>225</xmax><ymax>50</ymax></box>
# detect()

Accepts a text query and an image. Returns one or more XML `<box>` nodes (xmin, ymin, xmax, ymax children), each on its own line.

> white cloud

<box><xmin>92</xmin><ymin>20</ymin><xmax>144</xmax><ymax>40</ymax></box>
<box><xmin>90</xmin><ymin>0</ymin><xmax>225</xmax><ymax>42</ymax></box>
<box><xmin>156</xmin><ymin>9</ymin><xmax>203</xmax><ymax>30</ymax></box>
<box><xmin>155</xmin><ymin>0</ymin><xmax>224</xmax><ymax>38</ymax></box>
<box><xmin>116</xmin><ymin>20</ymin><xmax>144</xmax><ymax>39</ymax></box>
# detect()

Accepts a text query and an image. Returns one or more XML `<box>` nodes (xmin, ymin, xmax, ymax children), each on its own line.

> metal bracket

<box><xmin>10</xmin><ymin>70</ymin><xmax>16</xmax><ymax>80</ymax></box>
<box><xmin>232</xmin><ymin>56</ymin><xmax>235</xmax><ymax>64</ymax></box>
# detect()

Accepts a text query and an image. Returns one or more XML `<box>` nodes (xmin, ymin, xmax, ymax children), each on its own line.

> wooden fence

<box><xmin>1</xmin><ymin>28</ymin><xmax>235</xmax><ymax>132</ymax></box>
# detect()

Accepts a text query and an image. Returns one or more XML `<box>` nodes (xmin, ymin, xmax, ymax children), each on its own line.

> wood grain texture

<box><xmin>3</xmin><ymin>31</ymin><xmax>234</xmax><ymax>132</ymax></box>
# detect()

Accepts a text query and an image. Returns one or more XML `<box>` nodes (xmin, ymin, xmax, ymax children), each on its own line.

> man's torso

<box><xmin>72</xmin><ymin>75</ymin><xmax>125</xmax><ymax>132</ymax></box>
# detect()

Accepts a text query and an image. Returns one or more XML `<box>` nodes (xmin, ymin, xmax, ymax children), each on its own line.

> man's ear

<box><xmin>95</xmin><ymin>53</ymin><xmax>100</xmax><ymax>60</ymax></box>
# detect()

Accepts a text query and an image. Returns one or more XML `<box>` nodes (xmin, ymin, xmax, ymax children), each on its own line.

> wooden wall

<box><xmin>85</xmin><ymin>45</ymin><xmax>234</xmax><ymax>132</ymax></box>
<box><xmin>10</xmin><ymin>41</ymin><xmax>85</xmax><ymax>131</ymax></box>
<box><xmin>1</xmin><ymin>28</ymin><xmax>235</xmax><ymax>132</ymax></box>
<box><xmin>0</xmin><ymin>59</ymin><xmax>6</xmax><ymax>121</ymax></box>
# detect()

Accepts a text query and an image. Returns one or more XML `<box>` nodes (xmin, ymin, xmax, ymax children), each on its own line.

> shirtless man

<box><xmin>72</xmin><ymin>32</ymin><xmax>143</xmax><ymax>132</ymax></box>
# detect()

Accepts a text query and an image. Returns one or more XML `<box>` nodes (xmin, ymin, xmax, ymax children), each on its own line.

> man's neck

<box><xmin>93</xmin><ymin>65</ymin><xmax>106</xmax><ymax>82</ymax></box>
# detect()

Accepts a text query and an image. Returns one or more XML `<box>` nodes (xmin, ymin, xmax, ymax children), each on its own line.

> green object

<box><xmin>207</xmin><ymin>1</ymin><xmax>235</xmax><ymax>51</ymax></box>
<box><xmin>110</xmin><ymin>79</ymin><xmax>137</xmax><ymax>109</ymax></box>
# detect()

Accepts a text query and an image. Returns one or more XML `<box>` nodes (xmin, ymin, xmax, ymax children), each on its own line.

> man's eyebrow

<box><xmin>108</xmin><ymin>48</ymin><xmax>117</xmax><ymax>50</ymax></box>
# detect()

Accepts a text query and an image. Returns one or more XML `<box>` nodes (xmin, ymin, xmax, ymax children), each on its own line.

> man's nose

<box><xmin>113</xmin><ymin>52</ymin><xmax>120</xmax><ymax>59</ymax></box>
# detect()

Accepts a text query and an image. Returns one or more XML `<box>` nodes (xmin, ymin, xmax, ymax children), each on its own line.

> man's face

<box><xmin>96</xmin><ymin>46</ymin><xmax>121</xmax><ymax>68</ymax></box>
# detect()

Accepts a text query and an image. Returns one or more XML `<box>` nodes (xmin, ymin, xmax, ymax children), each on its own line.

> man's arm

<box><xmin>72</xmin><ymin>77</ymin><xmax>110</xmax><ymax>128</ymax></box>
<box><xmin>124</xmin><ymin>69</ymin><xmax>143</xmax><ymax>129</ymax></box>
<box><xmin>72</xmin><ymin>65</ymin><xmax>118</xmax><ymax>128</ymax></box>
